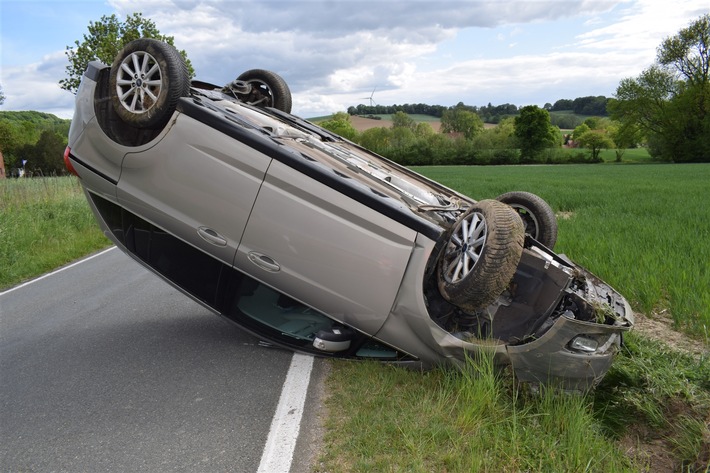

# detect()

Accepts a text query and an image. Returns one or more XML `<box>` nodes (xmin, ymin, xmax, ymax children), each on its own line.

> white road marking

<box><xmin>0</xmin><ymin>247</ymin><xmax>116</xmax><ymax>296</ymax></box>
<box><xmin>258</xmin><ymin>352</ymin><xmax>314</xmax><ymax>473</ymax></box>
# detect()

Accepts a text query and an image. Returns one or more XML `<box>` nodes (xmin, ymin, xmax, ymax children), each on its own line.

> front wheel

<box><xmin>438</xmin><ymin>199</ymin><xmax>525</xmax><ymax>311</ymax></box>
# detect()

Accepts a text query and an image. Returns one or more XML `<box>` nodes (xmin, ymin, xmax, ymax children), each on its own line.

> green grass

<box><xmin>598</xmin><ymin>148</ymin><xmax>654</xmax><ymax>163</ymax></box>
<box><xmin>318</xmin><ymin>336</ymin><xmax>709</xmax><ymax>472</ymax></box>
<box><xmin>412</xmin><ymin>163</ymin><xmax>710</xmax><ymax>339</ymax></box>
<box><xmin>0</xmin><ymin>176</ymin><xmax>110</xmax><ymax>289</ymax></box>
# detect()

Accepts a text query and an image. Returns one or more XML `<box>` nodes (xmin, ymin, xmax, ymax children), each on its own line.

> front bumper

<box><xmin>506</xmin><ymin>301</ymin><xmax>632</xmax><ymax>390</ymax></box>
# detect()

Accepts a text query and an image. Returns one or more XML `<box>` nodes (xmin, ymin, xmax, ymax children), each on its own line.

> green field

<box><xmin>412</xmin><ymin>163</ymin><xmax>710</xmax><ymax>338</ymax></box>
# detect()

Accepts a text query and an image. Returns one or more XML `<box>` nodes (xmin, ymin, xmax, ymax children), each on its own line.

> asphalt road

<box><xmin>0</xmin><ymin>248</ymin><xmax>325</xmax><ymax>472</ymax></box>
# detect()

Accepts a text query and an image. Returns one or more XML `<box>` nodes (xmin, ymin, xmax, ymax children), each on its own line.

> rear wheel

<box><xmin>234</xmin><ymin>69</ymin><xmax>292</xmax><ymax>113</ymax></box>
<box><xmin>109</xmin><ymin>39</ymin><xmax>190</xmax><ymax>128</ymax></box>
<box><xmin>496</xmin><ymin>191</ymin><xmax>558</xmax><ymax>249</ymax></box>
<box><xmin>438</xmin><ymin>200</ymin><xmax>524</xmax><ymax>311</ymax></box>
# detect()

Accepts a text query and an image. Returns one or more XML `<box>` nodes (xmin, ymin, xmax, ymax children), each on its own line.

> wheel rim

<box><xmin>510</xmin><ymin>204</ymin><xmax>540</xmax><ymax>239</ymax></box>
<box><xmin>115</xmin><ymin>51</ymin><xmax>162</xmax><ymax>114</ymax></box>
<box><xmin>443</xmin><ymin>211</ymin><xmax>487</xmax><ymax>283</ymax></box>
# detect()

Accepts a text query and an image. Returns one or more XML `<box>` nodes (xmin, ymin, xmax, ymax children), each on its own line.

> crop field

<box><xmin>413</xmin><ymin>163</ymin><xmax>710</xmax><ymax>339</ymax></box>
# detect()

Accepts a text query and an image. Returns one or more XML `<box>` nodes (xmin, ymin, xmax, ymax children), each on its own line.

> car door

<box><xmin>234</xmin><ymin>159</ymin><xmax>418</xmax><ymax>335</ymax></box>
<box><xmin>117</xmin><ymin>112</ymin><xmax>271</xmax><ymax>265</ymax></box>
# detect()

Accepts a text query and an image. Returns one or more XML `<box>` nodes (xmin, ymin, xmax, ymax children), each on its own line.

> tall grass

<box><xmin>318</xmin><ymin>333</ymin><xmax>709</xmax><ymax>472</ymax></box>
<box><xmin>318</xmin><ymin>357</ymin><xmax>639</xmax><ymax>472</ymax></box>
<box><xmin>0</xmin><ymin>176</ymin><xmax>109</xmax><ymax>289</ymax></box>
<box><xmin>413</xmin><ymin>163</ymin><xmax>710</xmax><ymax>338</ymax></box>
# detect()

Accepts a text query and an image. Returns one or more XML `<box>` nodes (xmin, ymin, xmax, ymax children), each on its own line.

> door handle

<box><xmin>248</xmin><ymin>252</ymin><xmax>281</xmax><ymax>272</ymax></box>
<box><xmin>197</xmin><ymin>227</ymin><xmax>227</xmax><ymax>247</ymax></box>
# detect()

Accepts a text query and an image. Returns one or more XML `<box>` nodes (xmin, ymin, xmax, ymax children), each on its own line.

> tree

<box><xmin>572</xmin><ymin>123</ymin><xmax>591</xmax><ymax>141</ymax></box>
<box><xmin>0</xmin><ymin>84</ymin><xmax>5</xmax><ymax>105</ymax></box>
<box><xmin>551</xmin><ymin>99</ymin><xmax>574</xmax><ymax>111</ymax></box>
<box><xmin>440</xmin><ymin>108</ymin><xmax>483</xmax><ymax>140</ymax></box>
<box><xmin>391</xmin><ymin>111</ymin><xmax>416</xmax><ymax>130</ymax></box>
<box><xmin>514</xmin><ymin>105</ymin><xmax>557</xmax><ymax>162</ymax></box>
<box><xmin>608</xmin><ymin>120</ymin><xmax>641</xmax><ymax>162</ymax></box>
<box><xmin>60</xmin><ymin>12</ymin><xmax>194</xmax><ymax>94</ymax></box>
<box><xmin>358</xmin><ymin>127</ymin><xmax>391</xmax><ymax>155</ymax></box>
<box><xmin>576</xmin><ymin>129</ymin><xmax>613</xmax><ymax>162</ymax></box>
<box><xmin>611</xmin><ymin>14</ymin><xmax>709</xmax><ymax>162</ymax></box>
<box><xmin>23</xmin><ymin>131</ymin><xmax>67</xmax><ymax>175</ymax></box>
<box><xmin>319</xmin><ymin>112</ymin><xmax>359</xmax><ymax>141</ymax></box>
<box><xmin>413</xmin><ymin>122</ymin><xmax>435</xmax><ymax>138</ymax></box>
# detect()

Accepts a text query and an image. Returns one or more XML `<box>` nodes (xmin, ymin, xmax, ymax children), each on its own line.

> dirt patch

<box><xmin>619</xmin><ymin>397</ymin><xmax>710</xmax><ymax>472</ymax></box>
<box><xmin>632</xmin><ymin>310</ymin><xmax>708</xmax><ymax>359</ymax></box>
<box><xmin>619</xmin><ymin>429</ymin><xmax>677</xmax><ymax>472</ymax></box>
<box><xmin>556</xmin><ymin>211</ymin><xmax>574</xmax><ymax>220</ymax></box>
<box><xmin>349</xmin><ymin>115</ymin><xmax>442</xmax><ymax>132</ymax></box>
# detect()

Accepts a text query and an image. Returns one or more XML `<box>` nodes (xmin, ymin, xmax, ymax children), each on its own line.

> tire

<box><xmin>109</xmin><ymin>39</ymin><xmax>190</xmax><ymax>128</ymax></box>
<box><xmin>496</xmin><ymin>191</ymin><xmax>558</xmax><ymax>249</ymax></box>
<box><xmin>235</xmin><ymin>69</ymin><xmax>292</xmax><ymax>113</ymax></box>
<box><xmin>438</xmin><ymin>200</ymin><xmax>524</xmax><ymax>311</ymax></box>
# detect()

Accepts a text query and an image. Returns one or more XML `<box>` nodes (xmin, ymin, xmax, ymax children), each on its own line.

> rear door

<box><xmin>234</xmin><ymin>159</ymin><xmax>417</xmax><ymax>335</ymax></box>
<box><xmin>117</xmin><ymin>113</ymin><xmax>270</xmax><ymax>264</ymax></box>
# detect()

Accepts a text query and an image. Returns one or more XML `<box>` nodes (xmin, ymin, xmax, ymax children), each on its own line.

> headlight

<box><xmin>569</xmin><ymin>336</ymin><xmax>599</xmax><ymax>353</ymax></box>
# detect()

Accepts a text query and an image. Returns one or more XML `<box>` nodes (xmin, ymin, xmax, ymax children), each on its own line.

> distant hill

<box><xmin>0</xmin><ymin>111</ymin><xmax>69</xmax><ymax>126</ymax></box>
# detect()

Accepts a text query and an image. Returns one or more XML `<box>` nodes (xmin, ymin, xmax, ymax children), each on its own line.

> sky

<box><xmin>1</xmin><ymin>0</ymin><xmax>708</xmax><ymax>119</ymax></box>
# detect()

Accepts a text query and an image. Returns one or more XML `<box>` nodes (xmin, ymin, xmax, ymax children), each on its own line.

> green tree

<box><xmin>23</xmin><ymin>131</ymin><xmax>67</xmax><ymax>175</ymax></box>
<box><xmin>572</xmin><ymin>123</ymin><xmax>591</xmax><ymax>141</ymax></box>
<box><xmin>608</xmin><ymin>120</ymin><xmax>641</xmax><ymax>162</ymax></box>
<box><xmin>514</xmin><ymin>105</ymin><xmax>557</xmax><ymax>162</ymax></box>
<box><xmin>0</xmin><ymin>120</ymin><xmax>18</xmax><ymax>167</ymax></box>
<box><xmin>0</xmin><ymin>119</ymin><xmax>36</xmax><ymax>169</ymax></box>
<box><xmin>611</xmin><ymin>14</ymin><xmax>709</xmax><ymax>162</ymax></box>
<box><xmin>0</xmin><ymin>84</ymin><xmax>5</xmax><ymax>105</ymax></box>
<box><xmin>414</xmin><ymin>122</ymin><xmax>434</xmax><ymax>138</ymax></box>
<box><xmin>391</xmin><ymin>110</ymin><xmax>416</xmax><ymax>130</ymax></box>
<box><xmin>440</xmin><ymin>108</ymin><xmax>483</xmax><ymax>140</ymax></box>
<box><xmin>60</xmin><ymin>12</ymin><xmax>194</xmax><ymax>94</ymax></box>
<box><xmin>358</xmin><ymin>127</ymin><xmax>391</xmax><ymax>155</ymax></box>
<box><xmin>319</xmin><ymin>112</ymin><xmax>359</xmax><ymax>141</ymax></box>
<box><xmin>576</xmin><ymin>129</ymin><xmax>614</xmax><ymax>162</ymax></box>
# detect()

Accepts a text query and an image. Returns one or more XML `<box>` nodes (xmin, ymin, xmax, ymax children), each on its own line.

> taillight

<box><xmin>64</xmin><ymin>146</ymin><xmax>79</xmax><ymax>177</ymax></box>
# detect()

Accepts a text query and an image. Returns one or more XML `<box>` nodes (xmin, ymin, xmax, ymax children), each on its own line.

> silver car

<box><xmin>65</xmin><ymin>39</ymin><xmax>633</xmax><ymax>390</ymax></box>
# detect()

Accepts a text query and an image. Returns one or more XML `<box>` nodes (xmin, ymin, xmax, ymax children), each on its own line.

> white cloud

<box><xmin>1</xmin><ymin>51</ymin><xmax>75</xmax><ymax>119</ymax></box>
<box><xmin>1</xmin><ymin>0</ymin><xmax>706</xmax><ymax>118</ymax></box>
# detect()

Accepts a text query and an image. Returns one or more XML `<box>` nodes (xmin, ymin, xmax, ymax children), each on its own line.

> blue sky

<box><xmin>1</xmin><ymin>0</ymin><xmax>708</xmax><ymax>119</ymax></box>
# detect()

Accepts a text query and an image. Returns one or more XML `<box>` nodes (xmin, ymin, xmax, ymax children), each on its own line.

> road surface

<box><xmin>0</xmin><ymin>248</ymin><xmax>325</xmax><ymax>472</ymax></box>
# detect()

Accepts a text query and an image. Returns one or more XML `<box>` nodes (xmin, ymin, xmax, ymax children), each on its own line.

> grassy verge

<box><xmin>317</xmin><ymin>333</ymin><xmax>709</xmax><ymax>472</ymax></box>
<box><xmin>0</xmin><ymin>176</ymin><xmax>110</xmax><ymax>290</ymax></box>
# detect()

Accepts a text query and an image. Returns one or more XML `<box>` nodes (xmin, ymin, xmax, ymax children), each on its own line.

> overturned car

<box><xmin>65</xmin><ymin>39</ymin><xmax>633</xmax><ymax>390</ymax></box>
